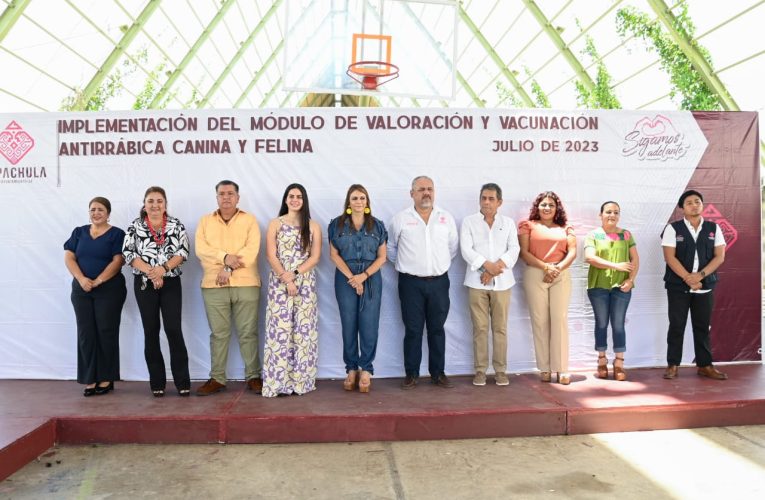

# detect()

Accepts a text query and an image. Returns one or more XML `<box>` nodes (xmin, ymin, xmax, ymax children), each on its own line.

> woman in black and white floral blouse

<box><xmin>122</xmin><ymin>186</ymin><xmax>191</xmax><ymax>397</ymax></box>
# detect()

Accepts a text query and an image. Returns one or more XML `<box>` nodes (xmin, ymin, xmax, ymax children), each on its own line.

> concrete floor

<box><xmin>1</xmin><ymin>426</ymin><xmax>764</xmax><ymax>499</ymax></box>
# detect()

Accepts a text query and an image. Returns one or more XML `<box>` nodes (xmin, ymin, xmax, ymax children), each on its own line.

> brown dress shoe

<box><xmin>196</xmin><ymin>378</ymin><xmax>226</xmax><ymax>396</ymax></box>
<box><xmin>401</xmin><ymin>375</ymin><xmax>417</xmax><ymax>390</ymax></box>
<box><xmin>663</xmin><ymin>365</ymin><xmax>679</xmax><ymax>379</ymax></box>
<box><xmin>246</xmin><ymin>377</ymin><xmax>263</xmax><ymax>394</ymax></box>
<box><xmin>431</xmin><ymin>374</ymin><xmax>454</xmax><ymax>388</ymax></box>
<box><xmin>697</xmin><ymin>365</ymin><xmax>728</xmax><ymax>380</ymax></box>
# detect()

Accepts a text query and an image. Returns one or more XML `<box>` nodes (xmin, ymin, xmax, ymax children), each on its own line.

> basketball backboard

<box><xmin>283</xmin><ymin>0</ymin><xmax>457</xmax><ymax>100</ymax></box>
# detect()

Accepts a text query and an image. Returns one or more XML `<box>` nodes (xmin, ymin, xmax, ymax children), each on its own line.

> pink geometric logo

<box><xmin>0</xmin><ymin>121</ymin><xmax>35</xmax><ymax>165</ymax></box>
<box><xmin>703</xmin><ymin>203</ymin><xmax>737</xmax><ymax>251</ymax></box>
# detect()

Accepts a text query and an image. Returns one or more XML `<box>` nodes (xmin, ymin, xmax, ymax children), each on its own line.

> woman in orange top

<box><xmin>518</xmin><ymin>191</ymin><xmax>576</xmax><ymax>385</ymax></box>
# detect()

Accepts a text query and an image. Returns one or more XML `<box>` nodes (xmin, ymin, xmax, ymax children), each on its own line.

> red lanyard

<box><xmin>146</xmin><ymin>214</ymin><xmax>167</xmax><ymax>246</ymax></box>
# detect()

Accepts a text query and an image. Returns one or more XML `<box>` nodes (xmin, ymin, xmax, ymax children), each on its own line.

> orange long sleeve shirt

<box><xmin>195</xmin><ymin>209</ymin><xmax>261</xmax><ymax>288</ymax></box>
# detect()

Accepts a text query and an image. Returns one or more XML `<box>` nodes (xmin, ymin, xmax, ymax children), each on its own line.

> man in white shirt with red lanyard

<box><xmin>661</xmin><ymin>189</ymin><xmax>727</xmax><ymax>380</ymax></box>
<box><xmin>388</xmin><ymin>176</ymin><xmax>458</xmax><ymax>389</ymax></box>
<box><xmin>460</xmin><ymin>183</ymin><xmax>520</xmax><ymax>386</ymax></box>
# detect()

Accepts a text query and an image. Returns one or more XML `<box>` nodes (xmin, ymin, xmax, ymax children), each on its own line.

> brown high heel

<box><xmin>613</xmin><ymin>358</ymin><xmax>627</xmax><ymax>381</ymax></box>
<box><xmin>343</xmin><ymin>370</ymin><xmax>358</xmax><ymax>391</ymax></box>
<box><xmin>557</xmin><ymin>373</ymin><xmax>571</xmax><ymax>385</ymax></box>
<box><xmin>540</xmin><ymin>371</ymin><xmax>552</xmax><ymax>383</ymax></box>
<box><xmin>596</xmin><ymin>355</ymin><xmax>608</xmax><ymax>379</ymax></box>
<box><xmin>358</xmin><ymin>370</ymin><xmax>372</xmax><ymax>393</ymax></box>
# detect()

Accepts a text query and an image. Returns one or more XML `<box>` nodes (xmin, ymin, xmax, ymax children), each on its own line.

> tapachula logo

<box><xmin>621</xmin><ymin>114</ymin><xmax>689</xmax><ymax>161</ymax></box>
<box><xmin>0</xmin><ymin>121</ymin><xmax>36</xmax><ymax>165</ymax></box>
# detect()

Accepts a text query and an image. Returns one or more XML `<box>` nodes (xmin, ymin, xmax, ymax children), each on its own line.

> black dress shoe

<box><xmin>95</xmin><ymin>381</ymin><xmax>114</xmax><ymax>395</ymax></box>
<box><xmin>431</xmin><ymin>374</ymin><xmax>454</xmax><ymax>388</ymax></box>
<box><xmin>83</xmin><ymin>387</ymin><xmax>96</xmax><ymax>397</ymax></box>
<box><xmin>401</xmin><ymin>375</ymin><xmax>418</xmax><ymax>390</ymax></box>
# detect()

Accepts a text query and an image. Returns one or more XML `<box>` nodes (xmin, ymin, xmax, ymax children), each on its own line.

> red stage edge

<box><xmin>2</xmin><ymin>365</ymin><xmax>765</xmax><ymax>481</ymax></box>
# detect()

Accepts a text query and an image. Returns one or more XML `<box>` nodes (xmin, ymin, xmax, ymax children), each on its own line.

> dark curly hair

<box><xmin>528</xmin><ymin>191</ymin><xmax>568</xmax><ymax>226</ymax></box>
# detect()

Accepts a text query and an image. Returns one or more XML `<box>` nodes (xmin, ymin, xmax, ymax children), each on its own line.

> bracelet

<box><xmin>162</xmin><ymin>263</ymin><xmax>171</xmax><ymax>272</ymax></box>
<box><xmin>293</xmin><ymin>269</ymin><xmax>299</xmax><ymax>276</ymax></box>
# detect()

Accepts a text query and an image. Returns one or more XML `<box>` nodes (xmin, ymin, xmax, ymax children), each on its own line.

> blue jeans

<box><xmin>587</xmin><ymin>287</ymin><xmax>631</xmax><ymax>353</ymax></box>
<box><xmin>334</xmin><ymin>264</ymin><xmax>382</xmax><ymax>374</ymax></box>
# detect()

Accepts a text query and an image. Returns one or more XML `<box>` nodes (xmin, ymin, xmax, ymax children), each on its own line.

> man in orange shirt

<box><xmin>195</xmin><ymin>180</ymin><xmax>263</xmax><ymax>395</ymax></box>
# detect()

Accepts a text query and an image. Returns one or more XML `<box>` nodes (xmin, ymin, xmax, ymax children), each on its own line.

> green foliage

<box><xmin>495</xmin><ymin>80</ymin><xmax>523</xmax><ymax>108</ymax></box>
<box><xmin>616</xmin><ymin>3</ymin><xmax>722</xmax><ymax>110</ymax></box>
<box><xmin>524</xmin><ymin>67</ymin><xmax>550</xmax><ymax>108</ymax></box>
<box><xmin>60</xmin><ymin>47</ymin><xmax>175</xmax><ymax>111</ymax></box>
<box><xmin>574</xmin><ymin>32</ymin><xmax>621</xmax><ymax>109</ymax></box>
<box><xmin>133</xmin><ymin>60</ymin><xmax>175</xmax><ymax>110</ymax></box>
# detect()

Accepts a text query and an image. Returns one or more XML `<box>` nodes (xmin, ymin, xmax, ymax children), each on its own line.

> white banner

<box><xmin>0</xmin><ymin>108</ymin><xmax>708</xmax><ymax>380</ymax></box>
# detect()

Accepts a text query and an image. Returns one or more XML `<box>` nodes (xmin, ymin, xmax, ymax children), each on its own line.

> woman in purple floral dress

<box><xmin>262</xmin><ymin>183</ymin><xmax>322</xmax><ymax>397</ymax></box>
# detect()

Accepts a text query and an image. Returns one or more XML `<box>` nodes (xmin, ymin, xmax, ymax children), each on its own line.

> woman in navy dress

<box><xmin>64</xmin><ymin>197</ymin><xmax>127</xmax><ymax>397</ymax></box>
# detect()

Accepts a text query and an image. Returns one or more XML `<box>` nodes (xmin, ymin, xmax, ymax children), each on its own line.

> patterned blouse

<box><xmin>122</xmin><ymin>215</ymin><xmax>189</xmax><ymax>277</ymax></box>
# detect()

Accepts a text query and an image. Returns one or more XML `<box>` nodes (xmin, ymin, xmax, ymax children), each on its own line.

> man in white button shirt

<box><xmin>388</xmin><ymin>176</ymin><xmax>458</xmax><ymax>389</ymax></box>
<box><xmin>460</xmin><ymin>183</ymin><xmax>520</xmax><ymax>386</ymax></box>
<box><xmin>661</xmin><ymin>190</ymin><xmax>727</xmax><ymax>380</ymax></box>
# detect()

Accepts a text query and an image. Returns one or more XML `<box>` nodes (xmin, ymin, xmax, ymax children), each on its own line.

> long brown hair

<box><xmin>528</xmin><ymin>191</ymin><xmax>568</xmax><ymax>226</ymax></box>
<box><xmin>337</xmin><ymin>184</ymin><xmax>373</xmax><ymax>232</ymax></box>
<box><xmin>279</xmin><ymin>183</ymin><xmax>312</xmax><ymax>253</ymax></box>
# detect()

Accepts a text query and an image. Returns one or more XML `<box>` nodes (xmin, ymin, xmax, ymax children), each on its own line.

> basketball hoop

<box><xmin>347</xmin><ymin>61</ymin><xmax>399</xmax><ymax>90</ymax></box>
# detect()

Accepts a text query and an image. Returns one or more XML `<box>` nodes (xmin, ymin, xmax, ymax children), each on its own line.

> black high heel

<box><xmin>83</xmin><ymin>386</ymin><xmax>96</xmax><ymax>397</ymax></box>
<box><xmin>152</xmin><ymin>389</ymin><xmax>165</xmax><ymax>398</ymax></box>
<box><xmin>94</xmin><ymin>381</ymin><xmax>114</xmax><ymax>395</ymax></box>
<box><xmin>178</xmin><ymin>389</ymin><xmax>190</xmax><ymax>397</ymax></box>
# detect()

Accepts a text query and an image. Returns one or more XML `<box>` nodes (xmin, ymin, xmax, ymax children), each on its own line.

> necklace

<box><xmin>146</xmin><ymin>214</ymin><xmax>167</xmax><ymax>246</ymax></box>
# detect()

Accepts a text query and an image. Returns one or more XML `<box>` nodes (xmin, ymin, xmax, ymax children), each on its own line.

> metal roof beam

<box><xmin>0</xmin><ymin>0</ymin><xmax>31</xmax><ymax>45</ymax></box>
<box><xmin>521</xmin><ymin>0</ymin><xmax>595</xmax><ymax>92</ymax></box>
<box><xmin>77</xmin><ymin>0</ymin><xmax>162</xmax><ymax>110</ymax></box>
<box><xmin>459</xmin><ymin>5</ymin><xmax>533</xmax><ymax>106</ymax></box>
<box><xmin>234</xmin><ymin>39</ymin><xmax>283</xmax><ymax>108</ymax></box>
<box><xmin>149</xmin><ymin>0</ymin><xmax>237</xmax><ymax>108</ymax></box>
<box><xmin>647</xmin><ymin>0</ymin><xmax>739</xmax><ymax>110</ymax></box>
<box><xmin>198</xmin><ymin>0</ymin><xmax>283</xmax><ymax>108</ymax></box>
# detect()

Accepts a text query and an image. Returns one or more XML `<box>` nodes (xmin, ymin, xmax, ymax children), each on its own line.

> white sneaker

<box><xmin>472</xmin><ymin>371</ymin><xmax>487</xmax><ymax>386</ymax></box>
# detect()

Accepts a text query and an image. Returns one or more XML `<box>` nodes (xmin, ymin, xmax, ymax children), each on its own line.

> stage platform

<box><xmin>2</xmin><ymin>364</ymin><xmax>764</xmax><ymax>480</ymax></box>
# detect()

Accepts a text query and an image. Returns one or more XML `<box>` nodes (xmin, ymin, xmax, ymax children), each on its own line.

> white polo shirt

<box><xmin>661</xmin><ymin>217</ymin><xmax>725</xmax><ymax>294</ymax></box>
<box><xmin>460</xmin><ymin>212</ymin><xmax>520</xmax><ymax>291</ymax></box>
<box><xmin>387</xmin><ymin>205</ymin><xmax>458</xmax><ymax>277</ymax></box>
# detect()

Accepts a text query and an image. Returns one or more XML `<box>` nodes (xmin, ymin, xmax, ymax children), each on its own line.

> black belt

<box><xmin>401</xmin><ymin>272</ymin><xmax>446</xmax><ymax>280</ymax></box>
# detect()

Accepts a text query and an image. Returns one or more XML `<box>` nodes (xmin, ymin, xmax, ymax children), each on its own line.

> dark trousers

<box><xmin>134</xmin><ymin>275</ymin><xmax>190</xmax><ymax>391</ymax></box>
<box><xmin>666</xmin><ymin>290</ymin><xmax>714</xmax><ymax>367</ymax></box>
<box><xmin>398</xmin><ymin>272</ymin><xmax>450</xmax><ymax>379</ymax></box>
<box><xmin>71</xmin><ymin>273</ymin><xmax>126</xmax><ymax>384</ymax></box>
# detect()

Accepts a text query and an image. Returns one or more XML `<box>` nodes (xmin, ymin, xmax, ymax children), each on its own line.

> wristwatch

<box><xmin>224</xmin><ymin>265</ymin><xmax>233</xmax><ymax>273</ymax></box>
<box><xmin>700</xmin><ymin>270</ymin><xmax>706</xmax><ymax>278</ymax></box>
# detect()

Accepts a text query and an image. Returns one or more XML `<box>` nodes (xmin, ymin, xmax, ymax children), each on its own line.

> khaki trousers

<box><xmin>468</xmin><ymin>287</ymin><xmax>511</xmax><ymax>373</ymax></box>
<box><xmin>202</xmin><ymin>286</ymin><xmax>261</xmax><ymax>384</ymax></box>
<box><xmin>523</xmin><ymin>267</ymin><xmax>570</xmax><ymax>373</ymax></box>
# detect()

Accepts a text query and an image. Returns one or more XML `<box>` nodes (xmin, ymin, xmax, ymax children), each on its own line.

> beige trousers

<box><xmin>523</xmin><ymin>266</ymin><xmax>570</xmax><ymax>373</ymax></box>
<box><xmin>468</xmin><ymin>287</ymin><xmax>512</xmax><ymax>373</ymax></box>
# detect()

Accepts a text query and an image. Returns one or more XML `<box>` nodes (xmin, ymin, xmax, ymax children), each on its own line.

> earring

<box><xmin>346</xmin><ymin>207</ymin><xmax>352</xmax><ymax>215</ymax></box>
<box><xmin>364</xmin><ymin>207</ymin><xmax>371</xmax><ymax>214</ymax></box>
